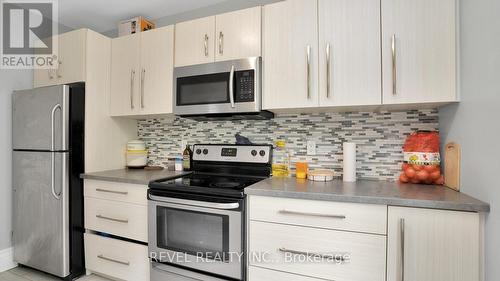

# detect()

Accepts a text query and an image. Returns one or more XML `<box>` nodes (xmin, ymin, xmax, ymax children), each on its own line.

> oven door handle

<box><xmin>150</xmin><ymin>195</ymin><xmax>240</xmax><ymax>210</ymax></box>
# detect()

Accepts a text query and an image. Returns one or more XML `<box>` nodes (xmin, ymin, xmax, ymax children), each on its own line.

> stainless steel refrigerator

<box><xmin>12</xmin><ymin>84</ymin><xmax>85</xmax><ymax>280</ymax></box>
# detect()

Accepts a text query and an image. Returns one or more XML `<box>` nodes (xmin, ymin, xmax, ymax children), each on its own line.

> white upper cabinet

<box><xmin>215</xmin><ymin>7</ymin><xmax>262</xmax><ymax>62</ymax></box>
<box><xmin>381</xmin><ymin>0</ymin><xmax>457</xmax><ymax>104</ymax></box>
<box><xmin>387</xmin><ymin>207</ymin><xmax>481</xmax><ymax>281</ymax></box>
<box><xmin>262</xmin><ymin>0</ymin><xmax>319</xmax><ymax>110</ymax></box>
<box><xmin>110</xmin><ymin>33</ymin><xmax>141</xmax><ymax>116</ymax></box>
<box><xmin>110</xmin><ymin>26</ymin><xmax>174</xmax><ymax>117</ymax></box>
<box><xmin>175</xmin><ymin>7</ymin><xmax>262</xmax><ymax>67</ymax></box>
<box><xmin>140</xmin><ymin>26</ymin><xmax>174</xmax><ymax>115</ymax></box>
<box><xmin>34</xmin><ymin>29</ymin><xmax>86</xmax><ymax>87</ymax></box>
<box><xmin>318</xmin><ymin>0</ymin><xmax>382</xmax><ymax>107</ymax></box>
<box><xmin>174</xmin><ymin>16</ymin><xmax>215</xmax><ymax>67</ymax></box>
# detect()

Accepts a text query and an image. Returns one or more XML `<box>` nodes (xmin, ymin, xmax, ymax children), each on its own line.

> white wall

<box><xmin>102</xmin><ymin>0</ymin><xmax>280</xmax><ymax>37</ymax></box>
<box><xmin>439</xmin><ymin>0</ymin><xmax>500</xmax><ymax>280</ymax></box>
<box><xmin>0</xmin><ymin>70</ymin><xmax>33</xmax><ymax>251</ymax></box>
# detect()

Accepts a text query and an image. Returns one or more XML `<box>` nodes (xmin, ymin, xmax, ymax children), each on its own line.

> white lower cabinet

<box><xmin>249</xmin><ymin>221</ymin><xmax>386</xmax><ymax>281</ymax></box>
<box><xmin>84</xmin><ymin>233</ymin><xmax>149</xmax><ymax>281</ymax></box>
<box><xmin>248</xmin><ymin>196</ymin><xmax>484</xmax><ymax>281</ymax></box>
<box><xmin>249</xmin><ymin>266</ymin><xmax>322</xmax><ymax>281</ymax></box>
<box><xmin>84</xmin><ymin>180</ymin><xmax>150</xmax><ymax>281</ymax></box>
<box><xmin>387</xmin><ymin>207</ymin><xmax>481</xmax><ymax>281</ymax></box>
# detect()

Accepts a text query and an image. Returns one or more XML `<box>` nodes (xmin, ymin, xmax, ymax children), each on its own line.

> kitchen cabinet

<box><xmin>174</xmin><ymin>7</ymin><xmax>261</xmax><ymax>67</ymax></box>
<box><xmin>263</xmin><ymin>0</ymin><xmax>381</xmax><ymax>110</ymax></box>
<box><xmin>34</xmin><ymin>29</ymin><xmax>86</xmax><ymax>87</ymax></box>
<box><xmin>262</xmin><ymin>0</ymin><xmax>319</xmax><ymax>109</ymax></box>
<box><xmin>110</xmin><ymin>25</ymin><xmax>174</xmax><ymax>117</ymax></box>
<box><xmin>215</xmin><ymin>7</ymin><xmax>262</xmax><ymax>62</ymax></box>
<box><xmin>174</xmin><ymin>16</ymin><xmax>215</xmax><ymax>67</ymax></box>
<box><xmin>248</xmin><ymin>196</ymin><xmax>387</xmax><ymax>281</ymax></box>
<box><xmin>263</xmin><ymin>0</ymin><xmax>458</xmax><ymax>111</ymax></box>
<box><xmin>109</xmin><ymin>33</ymin><xmax>141</xmax><ymax>116</ymax></box>
<box><xmin>387</xmin><ymin>207</ymin><xmax>481</xmax><ymax>281</ymax></box>
<box><xmin>381</xmin><ymin>0</ymin><xmax>457</xmax><ymax>104</ymax></box>
<box><xmin>84</xmin><ymin>179</ymin><xmax>149</xmax><ymax>280</ymax></box>
<box><xmin>318</xmin><ymin>0</ymin><xmax>382</xmax><ymax>106</ymax></box>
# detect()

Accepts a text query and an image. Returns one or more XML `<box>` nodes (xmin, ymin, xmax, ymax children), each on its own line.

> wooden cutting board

<box><xmin>444</xmin><ymin>142</ymin><xmax>461</xmax><ymax>191</ymax></box>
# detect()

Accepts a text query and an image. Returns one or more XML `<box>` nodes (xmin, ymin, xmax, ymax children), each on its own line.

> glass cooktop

<box><xmin>149</xmin><ymin>172</ymin><xmax>266</xmax><ymax>198</ymax></box>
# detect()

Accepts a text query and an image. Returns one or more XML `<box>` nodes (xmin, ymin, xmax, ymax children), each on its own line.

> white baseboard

<box><xmin>0</xmin><ymin>247</ymin><xmax>17</xmax><ymax>273</ymax></box>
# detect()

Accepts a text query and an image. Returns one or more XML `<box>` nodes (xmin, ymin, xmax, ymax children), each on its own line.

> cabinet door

<box><xmin>174</xmin><ymin>16</ymin><xmax>215</xmax><ymax>67</ymax></box>
<box><xmin>140</xmin><ymin>26</ymin><xmax>174</xmax><ymax>115</ymax></box>
<box><xmin>56</xmin><ymin>29</ymin><xmax>86</xmax><ymax>84</ymax></box>
<box><xmin>263</xmin><ymin>0</ymin><xmax>319</xmax><ymax>110</ymax></box>
<box><xmin>215</xmin><ymin>6</ymin><xmax>261</xmax><ymax>62</ymax></box>
<box><xmin>318</xmin><ymin>0</ymin><xmax>381</xmax><ymax>107</ymax></box>
<box><xmin>110</xmin><ymin>33</ymin><xmax>141</xmax><ymax>116</ymax></box>
<box><xmin>382</xmin><ymin>0</ymin><xmax>457</xmax><ymax>104</ymax></box>
<box><xmin>34</xmin><ymin>29</ymin><xmax>86</xmax><ymax>87</ymax></box>
<box><xmin>387</xmin><ymin>207</ymin><xmax>481</xmax><ymax>281</ymax></box>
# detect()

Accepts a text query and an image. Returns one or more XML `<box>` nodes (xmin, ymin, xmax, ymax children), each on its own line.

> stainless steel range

<box><xmin>148</xmin><ymin>144</ymin><xmax>272</xmax><ymax>281</ymax></box>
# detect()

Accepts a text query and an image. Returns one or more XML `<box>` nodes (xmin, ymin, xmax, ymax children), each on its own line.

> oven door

<box><xmin>173</xmin><ymin>57</ymin><xmax>261</xmax><ymax>116</ymax></box>
<box><xmin>148</xmin><ymin>193</ymin><xmax>243</xmax><ymax>280</ymax></box>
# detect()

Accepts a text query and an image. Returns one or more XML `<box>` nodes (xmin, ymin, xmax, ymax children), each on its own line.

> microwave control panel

<box><xmin>235</xmin><ymin>70</ymin><xmax>255</xmax><ymax>102</ymax></box>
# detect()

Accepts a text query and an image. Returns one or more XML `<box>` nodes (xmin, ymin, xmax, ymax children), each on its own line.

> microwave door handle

<box><xmin>229</xmin><ymin>65</ymin><xmax>235</xmax><ymax>108</ymax></box>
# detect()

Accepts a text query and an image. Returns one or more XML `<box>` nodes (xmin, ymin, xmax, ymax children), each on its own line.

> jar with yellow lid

<box><xmin>272</xmin><ymin>140</ymin><xmax>290</xmax><ymax>177</ymax></box>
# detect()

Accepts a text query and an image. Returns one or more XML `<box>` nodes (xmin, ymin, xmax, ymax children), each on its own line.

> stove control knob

<box><xmin>259</xmin><ymin>150</ymin><xmax>266</xmax><ymax>157</ymax></box>
<box><xmin>203</xmin><ymin>149</ymin><xmax>209</xmax><ymax>155</ymax></box>
<box><xmin>251</xmin><ymin>150</ymin><xmax>258</xmax><ymax>156</ymax></box>
<box><xmin>196</xmin><ymin>149</ymin><xmax>202</xmax><ymax>154</ymax></box>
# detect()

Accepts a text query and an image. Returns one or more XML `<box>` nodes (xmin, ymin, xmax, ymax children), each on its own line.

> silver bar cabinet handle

<box><xmin>326</xmin><ymin>43</ymin><xmax>331</xmax><ymax>98</ymax></box>
<box><xmin>278</xmin><ymin>247</ymin><xmax>345</xmax><ymax>262</ymax></box>
<box><xmin>95</xmin><ymin>188</ymin><xmax>128</xmax><ymax>195</ymax></box>
<box><xmin>306</xmin><ymin>45</ymin><xmax>311</xmax><ymax>99</ymax></box>
<box><xmin>229</xmin><ymin>65</ymin><xmax>235</xmax><ymax>108</ymax></box>
<box><xmin>219</xmin><ymin>31</ymin><xmax>224</xmax><ymax>55</ymax></box>
<box><xmin>96</xmin><ymin>214</ymin><xmax>129</xmax><ymax>224</ymax></box>
<box><xmin>392</xmin><ymin>34</ymin><xmax>397</xmax><ymax>95</ymax></box>
<box><xmin>130</xmin><ymin>70</ymin><xmax>135</xmax><ymax>109</ymax></box>
<box><xmin>97</xmin><ymin>254</ymin><xmax>130</xmax><ymax>266</ymax></box>
<box><xmin>279</xmin><ymin>210</ymin><xmax>346</xmax><ymax>219</ymax></box>
<box><xmin>204</xmin><ymin>34</ymin><xmax>209</xmax><ymax>57</ymax></box>
<box><xmin>400</xmin><ymin>218</ymin><xmax>405</xmax><ymax>281</ymax></box>
<box><xmin>50</xmin><ymin>104</ymin><xmax>61</xmax><ymax>200</ymax></box>
<box><xmin>140</xmin><ymin>68</ymin><xmax>145</xmax><ymax>109</ymax></box>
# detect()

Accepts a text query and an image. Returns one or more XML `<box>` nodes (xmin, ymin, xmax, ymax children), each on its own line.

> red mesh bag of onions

<box><xmin>399</xmin><ymin>131</ymin><xmax>444</xmax><ymax>185</ymax></box>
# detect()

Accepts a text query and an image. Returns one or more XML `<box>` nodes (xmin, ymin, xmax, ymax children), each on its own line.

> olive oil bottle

<box><xmin>182</xmin><ymin>145</ymin><xmax>193</xmax><ymax>171</ymax></box>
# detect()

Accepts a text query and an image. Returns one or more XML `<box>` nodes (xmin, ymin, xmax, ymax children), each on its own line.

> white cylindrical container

<box><xmin>343</xmin><ymin>142</ymin><xmax>357</xmax><ymax>182</ymax></box>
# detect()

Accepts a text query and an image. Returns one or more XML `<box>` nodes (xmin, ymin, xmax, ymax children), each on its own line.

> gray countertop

<box><xmin>81</xmin><ymin>169</ymin><xmax>189</xmax><ymax>185</ymax></box>
<box><xmin>245</xmin><ymin>177</ymin><xmax>490</xmax><ymax>212</ymax></box>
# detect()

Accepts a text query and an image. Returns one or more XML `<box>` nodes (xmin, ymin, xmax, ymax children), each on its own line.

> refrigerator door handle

<box><xmin>51</xmin><ymin>104</ymin><xmax>62</xmax><ymax>200</ymax></box>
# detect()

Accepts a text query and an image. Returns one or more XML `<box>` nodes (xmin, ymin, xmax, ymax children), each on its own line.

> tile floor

<box><xmin>0</xmin><ymin>267</ymin><xmax>111</xmax><ymax>281</ymax></box>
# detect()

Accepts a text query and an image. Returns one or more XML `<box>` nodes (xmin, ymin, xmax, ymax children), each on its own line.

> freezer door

<box><xmin>12</xmin><ymin>151</ymin><xmax>70</xmax><ymax>277</ymax></box>
<box><xmin>12</xmin><ymin>85</ymin><xmax>70</xmax><ymax>151</ymax></box>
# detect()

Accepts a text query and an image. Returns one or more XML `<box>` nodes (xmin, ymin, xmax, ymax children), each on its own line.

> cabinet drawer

<box><xmin>84</xmin><ymin>179</ymin><xmax>147</xmax><ymax>205</ymax></box>
<box><xmin>249</xmin><ymin>221</ymin><xmax>386</xmax><ymax>281</ymax></box>
<box><xmin>249</xmin><ymin>196</ymin><xmax>387</xmax><ymax>234</ymax></box>
<box><xmin>85</xmin><ymin>197</ymin><xmax>148</xmax><ymax>242</ymax></box>
<box><xmin>249</xmin><ymin>266</ymin><xmax>322</xmax><ymax>281</ymax></box>
<box><xmin>85</xmin><ymin>233</ymin><xmax>149</xmax><ymax>281</ymax></box>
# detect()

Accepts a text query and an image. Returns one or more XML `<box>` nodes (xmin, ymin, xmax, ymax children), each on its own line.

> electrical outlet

<box><xmin>307</xmin><ymin>140</ymin><xmax>316</xmax><ymax>155</ymax></box>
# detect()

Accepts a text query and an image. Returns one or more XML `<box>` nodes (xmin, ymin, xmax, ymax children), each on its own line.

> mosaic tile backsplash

<box><xmin>138</xmin><ymin>109</ymin><xmax>439</xmax><ymax>181</ymax></box>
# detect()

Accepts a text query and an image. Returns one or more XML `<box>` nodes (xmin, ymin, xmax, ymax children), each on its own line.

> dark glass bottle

<box><xmin>182</xmin><ymin>145</ymin><xmax>193</xmax><ymax>171</ymax></box>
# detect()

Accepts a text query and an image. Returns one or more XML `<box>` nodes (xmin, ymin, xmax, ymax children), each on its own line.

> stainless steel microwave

<box><xmin>173</xmin><ymin>57</ymin><xmax>273</xmax><ymax>120</ymax></box>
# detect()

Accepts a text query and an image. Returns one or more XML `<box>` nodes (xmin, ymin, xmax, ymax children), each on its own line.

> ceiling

<box><xmin>58</xmin><ymin>0</ymin><xmax>228</xmax><ymax>32</ymax></box>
